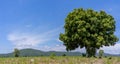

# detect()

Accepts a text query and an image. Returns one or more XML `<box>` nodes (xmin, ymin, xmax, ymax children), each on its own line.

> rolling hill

<box><xmin>0</xmin><ymin>48</ymin><xmax>119</xmax><ymax>57</ymax></box>
<box><xmin>0</xmin><ymin>48</ymin><xmax>82</xmax><ymax>57</ymax></box>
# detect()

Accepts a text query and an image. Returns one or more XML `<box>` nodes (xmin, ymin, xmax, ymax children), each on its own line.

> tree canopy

<box><xmin>59</xmin><ymin>8</ymin><xmax>119</xmax><ymax>57</ymax></box>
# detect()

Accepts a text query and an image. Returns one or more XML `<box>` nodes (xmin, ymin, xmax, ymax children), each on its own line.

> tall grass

<box><xmin>0</xmin><ymin>56</ymin><xmax>120</xmax><ymax>64</ymax></box>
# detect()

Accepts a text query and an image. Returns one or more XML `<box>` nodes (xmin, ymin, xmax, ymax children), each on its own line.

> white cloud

<box><xmin>38</xmin><ymin>45</ymin><xmax>66</xmax><ymax>52</ymax></box>
<box><xmin>7</xmin><ymin>27</ymin><xmax>62</xmax><ymax>49</ymax></box>
<box><xmin>100</xmin><ymin>43</ymin><xmax>120</xmax><ymax>54</ymax></box>
<box><xmin>8</xmin><ymin>33</ymin><xmax>48</xmax><ymax>49</ymax></box>
<box><xmin>72</xmin><ymin>48</ymin><xmax>86</xmax><ymax>53</ymax></box>
<box><xmin>51</xmin><ymin>45</ymin><xmax>66</xmax><ymax>51</ymax></box>
<box><xmin>36</xmin><ymin>44</ymin><xmax>86</xmax><ymax>53</ymax></box>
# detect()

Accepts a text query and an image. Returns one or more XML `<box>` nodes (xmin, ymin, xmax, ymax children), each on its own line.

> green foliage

<box><xmin>59</xmin><ymin>8</ymin><xmax>119</xmax><ymax>57</ymax></box>
<box><xmin>62</xmin><ymin>54</ymin><xmax>66</xmax><ymax>56</ymax></box>
<box><xmin>99</xmin><ymin>50</ymin><xmax>104</xmax><ymax>58</ymax></box>
<box><xmin>82</xmin><ymin>53</ymin><xmax>86</xmax><ymax>57</ymax></box>
<box><xmin>14</xmin><ymin>48</ymin><xmax>20</xmax><ymax>57</ymax></box>
<box><xmin>0</xmin><ymin>56</ymin><xmax>120</xmax><ymax>64</ymax></box>
<box><xmin>50</xmin><ymin>53</ymin><xmax>56</xmax><ymax>56</ymax></box>
<box><xmin>50</xmin><ymin>53</ymin><xmax>56</xmax><ymax>59</ymax></box>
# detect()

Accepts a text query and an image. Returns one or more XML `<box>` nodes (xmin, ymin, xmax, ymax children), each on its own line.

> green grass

<box><xmin>0</xmin><ymin>56</ymin><xmax>120</xmax><ymax>64</ymax></box>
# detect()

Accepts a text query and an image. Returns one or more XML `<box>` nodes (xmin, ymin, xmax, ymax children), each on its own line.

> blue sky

<box><xmin>0</xmin><ymin>0</ymin><xmax>120</xmax><ymax>54</ymax></box>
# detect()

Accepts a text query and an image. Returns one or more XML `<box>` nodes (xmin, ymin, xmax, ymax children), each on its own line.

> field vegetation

<box><xmin>0</xmin><ymin>56</ymin><xmax>120</xmax><ymax>64</ymax></box>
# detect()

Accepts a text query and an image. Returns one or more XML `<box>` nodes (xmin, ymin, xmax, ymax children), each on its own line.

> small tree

<box><xmin>82</xmin><ymin>53</ymin><xmax>86</xmax><ymax>57</ymax></box>
<box><xmin>14</xmin><ymin>48</ymin><xmax>20</xmax><ymax>57</ymax></box>
<box><xmin>99</xmin><ymin>49</ymin><xmax>104</xmax><ymax>58</ymax></box>
<box><xmin>62</xmin><ymin>54</ymin><xmax>66</xmax><ymax>56</ymax></box>
<box><xmin>50</xmin><ymin>53</ymin><xmax>56</xmax><ymax>59</ymax></box>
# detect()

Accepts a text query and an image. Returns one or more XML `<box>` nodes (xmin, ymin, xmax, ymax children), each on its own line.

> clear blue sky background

<box><xmin>0</xmin><ymin>0</ymin><xmax>120</xmax><ymax>54</ymax></box>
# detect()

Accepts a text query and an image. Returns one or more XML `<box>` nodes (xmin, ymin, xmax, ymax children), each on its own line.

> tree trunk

<box><xmin>86</xmin><ymin>46</ymin><xmax>96</xmax><ymax>57</ymax></box>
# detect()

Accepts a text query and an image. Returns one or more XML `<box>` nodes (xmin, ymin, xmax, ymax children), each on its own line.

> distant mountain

<box><xmin>0</xmin><ymin>48</ymin><xmax>119</xmax><ymax>57</ymax></box>
<box><xmin>0</xmin><ymin>48</ymin><xmax>82</xmax><ymax>57</ymax></box>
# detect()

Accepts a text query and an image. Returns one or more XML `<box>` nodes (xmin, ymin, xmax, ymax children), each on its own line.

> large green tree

<box><xmin>59</xmin><ymin>8</ymin><xmax>118</xmax><ymax>57</ymax></box>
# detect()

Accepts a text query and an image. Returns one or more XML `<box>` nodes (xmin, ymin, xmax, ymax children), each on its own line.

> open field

<box><xmin>0</xmin><ymin>56</ymin><xmax>120</xmax><ymax>64</ymax></box>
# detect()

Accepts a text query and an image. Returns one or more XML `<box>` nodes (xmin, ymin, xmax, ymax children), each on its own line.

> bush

<box><xmin>50</xmin><ymin>53</ymin><xmax>56</xmax><ymax>59</ymax></box>
<box><xmin>82</xmin><ymin>53</ymin><xmax>86</xmax><ymax>57</ymax></box>
<box><xmin>99</xmin><ymin>50</ymin><xmax>104</xmax><ymax>58</ymax></box>
<box><xmin>62</xmin><ymin>54</ymin><xmax>66</xmax><ymax>56</ymax></box>
<box><xmin>14</xmin><ymin>48</ymin><xmax>20</xmax><ymax>57</ymax></box>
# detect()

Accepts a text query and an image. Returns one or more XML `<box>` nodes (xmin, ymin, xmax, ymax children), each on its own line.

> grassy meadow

<box><xmin>0</xmin><ymin>56</ymin><xmax>120</xmax><ymax>64</ymax></box>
